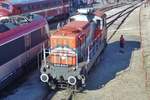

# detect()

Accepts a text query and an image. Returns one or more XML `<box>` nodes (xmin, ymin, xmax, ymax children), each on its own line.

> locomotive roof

<box><xmin>53</xmin><ymin>21</ymin><xmax>89</xmax><ymax>37</ymax></box>
<box><xmin>10</xmin><ymin>0</ymin><xmax>47</xmax><ymax>4</ymax></box>
<box><xmin>9</xmin><ymin>0</ymin><xmax>60</xmax><ymax>4</ymax></box>
<box><xmin>0</xmin><ymin>14</ymin><xmax>47</xmax><ymax>46</ymax></box>
<box><xmin>70</xmin><ymin>10</ymin><xmax>106</xmax><ymax>22</ymax></box>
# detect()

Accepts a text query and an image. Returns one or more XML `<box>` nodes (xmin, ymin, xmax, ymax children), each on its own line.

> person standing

<box><xmin>120</xmin><ymin>35</ymin><xmax>125</xmax><ymax>48</ymax></box>
<box><xmin>119</xmin><ymin>35</ymin><xmax>125</xmax><ymax>53</ymax></box>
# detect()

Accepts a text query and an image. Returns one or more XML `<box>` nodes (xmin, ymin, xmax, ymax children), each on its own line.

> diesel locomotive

<box><xmin>40</xmin><ymin>9</ymin><xmax>107</xmax><ymax>90</ymax></box>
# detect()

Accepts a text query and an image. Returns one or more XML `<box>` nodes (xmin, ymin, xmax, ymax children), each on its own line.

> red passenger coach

<box><xmin>0</xmin><ymin>14</ymin><xmax>49</xmax><ymax>90</ymax></box>
<box><xmin>0</xmin><ymin>0</ymin><xmax>70</xmax><ymax>22</ymax></box>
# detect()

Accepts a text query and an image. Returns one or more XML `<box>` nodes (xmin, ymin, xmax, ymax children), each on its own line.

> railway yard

<box><xmin>0</xmin><ymin>0</ymin><xmax>150</xmax><ymax>100</ymax></box>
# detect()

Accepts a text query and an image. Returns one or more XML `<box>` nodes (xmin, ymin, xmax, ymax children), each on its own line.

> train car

<box><xmin>0</xmin><ymin>0</ymin><xmax>70</xmax><ymax>22</ymax></box>
<box><xmin>40</xmin><ymin>8</ymin><xmax>107</xmax><ymax>90</ymax></box>
<box><xmin>0</xmin><ymin>14</ymin><xmax>49</xmax><ymax>90</ymax></box>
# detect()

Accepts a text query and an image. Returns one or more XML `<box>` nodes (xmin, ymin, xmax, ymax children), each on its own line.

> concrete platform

<box><xmin>140</xmin><ymin>4</ymin><xmax>150</xmax><ymax>97</ymax></box>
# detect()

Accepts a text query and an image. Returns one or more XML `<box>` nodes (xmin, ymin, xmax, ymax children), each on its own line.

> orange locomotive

<box><xmin>40</xmin><ymin>8</ymin><xmax>107</xmax><ymax>90</ymax></box>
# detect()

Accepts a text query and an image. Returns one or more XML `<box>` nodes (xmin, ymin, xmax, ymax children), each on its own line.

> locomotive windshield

<box><xmin>0</xmin><ymin>3</ymin><xmax>10</xmax><ymax>9</ymax></box>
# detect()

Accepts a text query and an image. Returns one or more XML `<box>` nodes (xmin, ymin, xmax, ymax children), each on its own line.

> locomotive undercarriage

<box><xmin>40</xmin><ymin>63</ymin><xmax>87</xmax><ymax>90</ymax></box>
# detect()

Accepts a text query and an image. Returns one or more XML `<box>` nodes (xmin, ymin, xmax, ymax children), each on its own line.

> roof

<box><xmin>10</xmin><ymin>0</ymin><xmax>60</xmax><ymax>5</ymax></box>
<box><xmin>53</xmin><ymin>21</ymin><xmax>89</xmax><ymax>37</ymax></box>
<box><xmin>11</xmin><ymin>0</ymin><xmax>46</xmax><ymax>4</ymax></box>
<box><xmin>70</xmin><ymin>14</ymin><xmax>94</xmax><ymax>22</ymax></box>
<box><xmin>0</xmin><ymin>14</ymin><xmax>47</xmax><ymax>46</ymax></box>
<box><xmin>70</xmin><ymin>9</ymin><xmax>106</xmax><ymax>22</ymax></box>
<box><xmin>0</xmin><ymin>0</ymin><xmax>53</xmax><ymax>5</ymax></box>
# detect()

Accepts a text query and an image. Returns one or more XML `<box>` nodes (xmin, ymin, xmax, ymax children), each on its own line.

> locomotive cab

<box><xmin>0</xmin><ymin>1</ymin><xmax>12</xmax><ymax>17</ymax></box>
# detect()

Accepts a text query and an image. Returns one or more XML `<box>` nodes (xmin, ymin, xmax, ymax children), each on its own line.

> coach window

<box><xmin>31</xmin><ymin>29</ymin><xmax>43</xmax><ymax>47</ymax></box>
<box><xmin>0</xmin><ymin>24</ymin><xmax>10</xmax><ymax>33</ymax></box>
<box><xmin>22</xmin><ymin>6</ymin><xmax>29</xmax><ymax>12</ymax></box>
<box><xmin>51</xmin><ymin>1</ymin><xmax>57</xmax><ymax>7</ymax></box>
<box><xmin>32</xmin><ymin>4</ymin><xmax>37</xmax><ymax>10</ymax></box>
<box><xmin>36</xmin><ymin>4</ymin><xmax>40</xmax><ymax>9</ymax></box>
<box><xmin>48</xmin><ymin>1</ymin><xmax>53</xmax><ymax>7</ymax></box>
<box><xmin>0</xmin><ymin>37</ymin><xmax>25</xmax><ymax>66</ymax></box>
<box><xmin>39</xmin><ymin>3</ymin><xmax>46</xmax><ymax>9</ymax></box>
<box><xmin>43</xmin><ymin>3</ymin><xmax>49</xmax><ymax>8</ymax></box>
<box><xmin>36</xmin><ymin>4</ymin><xmax>41</xmax><ymax>10</ymax></box>
<box><xmin>28</xmin><ymin>5</ymin><xmax>33</xmax><ymax>10</ymax></box>
<box><xmin>1</xmin><ymin>3</ymin><xmax>10</xmax><ymax>9</ymax></box>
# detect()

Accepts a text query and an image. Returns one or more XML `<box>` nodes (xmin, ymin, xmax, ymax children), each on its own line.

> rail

<box><xmin>107</xmin><ymin>3</ymin><xmax>143</xmax><ymax>42</ymax></box>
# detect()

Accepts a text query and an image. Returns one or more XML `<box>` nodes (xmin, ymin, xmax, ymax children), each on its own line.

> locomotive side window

<box><xmin>55</xmin><ymin>0</ymin><xmax>60</xmax><ymax>6</ymax></box>
<box><xmin>48</xmin><ymin>1</ymin><xmax>58</xmax><ymax>7</ymax></box>
<box><xmin>31</xmin><ymin>29</ymin><xmax>43</xmax><ymax>47</ymax></box>
<box><xmin>28</xmin><ymin>5</ymin><xmax>33</xmax><ymax>11</ymax></box>
<box><xmin>0</xmin><ymin>24</ymin><xmax>10</xmax><ymax>33</ymax></box>
<box><xmin>22</xmin><ymin>6</ymin><xmax>30</xmax><ymax>12</ymax></box>
<box><xmin>21</xmin><ymin>4</ymin><xmax>33</xmax><ymax>12</ymax></box>
<box><xmin>0</xmin><ymin>37</ymin><xmax>25</xmax><ymax>66</ymax></box>
<box><xmin>41</xmin><ymin>3</ymin><xmax>49</xmax><ymax>9</ymax></box>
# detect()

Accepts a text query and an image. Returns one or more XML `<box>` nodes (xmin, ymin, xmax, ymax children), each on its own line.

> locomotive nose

<box><xmin>0</xmin><ymin>10</ymin><xmax>10</xmax><ymax>17</ymax></box>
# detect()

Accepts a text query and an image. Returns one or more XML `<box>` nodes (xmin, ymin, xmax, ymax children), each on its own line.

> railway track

<box><xmin>106</xmin><ymin>2</ymin><xmax>148</xmax><ymax>95</ymax></box>
<box><xmin>107</xmin><ymin>2</ymin><xmax>143</xmax><ymax>41</ymax></box>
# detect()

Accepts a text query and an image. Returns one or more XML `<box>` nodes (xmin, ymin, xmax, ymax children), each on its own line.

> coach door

<box><xmin>24</xmin><ymin>34</ymin><xmax>31</xmax><ymax>62</ymax></box>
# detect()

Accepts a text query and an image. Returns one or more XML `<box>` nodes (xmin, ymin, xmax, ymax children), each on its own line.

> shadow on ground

<box><xmin>85</xmin><ymin>40</ymin><xmax>140</xmax><ymax>90</ymax></box>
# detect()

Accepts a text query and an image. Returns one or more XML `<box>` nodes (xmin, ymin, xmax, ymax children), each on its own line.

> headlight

<box><xmin>68</xmin><ymin>76</ymin><xmax>77</xmax><ymax>85</ymax></box>
<box><xmin>40</xmin><ymin>74</ymin><xmax>49</xmax><ymax>83</ymax></box>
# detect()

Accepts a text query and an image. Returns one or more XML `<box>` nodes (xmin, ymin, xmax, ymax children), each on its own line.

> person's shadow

<box><xmin>85</xmin><ymin>39</ymin><xmax>140</xmax><ymax>90</ymax></box>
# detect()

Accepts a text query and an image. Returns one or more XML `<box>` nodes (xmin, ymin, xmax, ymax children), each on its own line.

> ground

<box><xmin>1</xmin><ymin>1</ymin><xmax>150</xmax><ymax>100</ymax></box>
<box><xmin>74</xmin><ymin>4</ymin><xmax>150</xmax><ymax>100</ymax></box>
<box><xmin>140</xmin><ymin>4</ymin><xmax>150</xmax><ymax>97</ymax></box>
